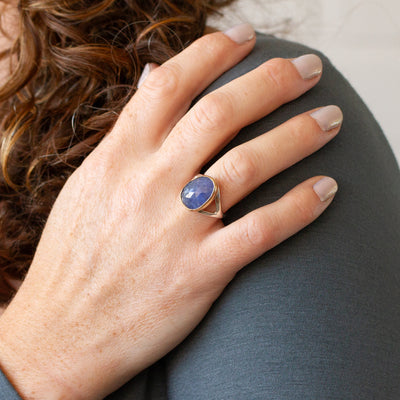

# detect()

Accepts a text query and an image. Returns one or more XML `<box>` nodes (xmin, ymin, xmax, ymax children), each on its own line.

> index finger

<box><xmin>113</xmin><ymin>24</ymin><xmax>256</xmax><ymax>150</ymax></box>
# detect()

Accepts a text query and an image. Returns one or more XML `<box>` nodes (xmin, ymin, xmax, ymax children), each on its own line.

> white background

<box><xmin>208</xmin><ymin>0</ymin><xmax>400</xmax><ymax>163</ymax></box>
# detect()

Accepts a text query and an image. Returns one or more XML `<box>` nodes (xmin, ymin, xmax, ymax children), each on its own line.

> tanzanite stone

<box><xmin>181</xmin><ymin>176</ymin><xmax>215</xmax><ymax>210</ymax></box>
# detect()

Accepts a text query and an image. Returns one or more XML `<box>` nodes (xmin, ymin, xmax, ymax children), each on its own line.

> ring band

<box><xmin>180</xmin><ymin>174</ymin><xmax>223</xmax><ymax>219</ymax></box>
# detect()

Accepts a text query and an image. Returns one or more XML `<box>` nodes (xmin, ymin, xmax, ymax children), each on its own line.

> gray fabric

<box><xmin>107</xmin><ymin>32</ymin><xmax>400</xmax><ymax>399</ymax></box>
<box><xmin>0</xmin><ymin>369</ymin><xmax>21</xmax><ymax>399</ymax></box>
<box><xmin>1</xmin><ymin>32</ymin><xmax>399</xmax><ymax>399</ymax></box>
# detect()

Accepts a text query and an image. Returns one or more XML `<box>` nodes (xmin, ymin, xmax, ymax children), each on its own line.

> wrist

<box><xmin>0</xmin><ymin>337</ymin><xmax>71</xmax><ymax>400</ymax></box>
<box><xmin>0</xmin><ymin>299</ymin><xmax>84</xmax><ymax>400</ymax></box>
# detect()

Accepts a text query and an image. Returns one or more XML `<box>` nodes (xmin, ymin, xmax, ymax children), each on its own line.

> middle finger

<box><xmin>162</xmin><ymin>54</ymin><xmax>323</xmax><ymax>178</ymax></box>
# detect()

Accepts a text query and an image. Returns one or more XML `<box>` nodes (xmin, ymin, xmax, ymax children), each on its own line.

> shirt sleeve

<box><xmin>0</xmin><ymin>370</ymin><xmax>22</xmax><ymax>400</ymax></box>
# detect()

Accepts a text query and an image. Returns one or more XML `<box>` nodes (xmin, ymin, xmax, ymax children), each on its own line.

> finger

<box><xmin>162</xmin><ymin>54</ymin><xmax>323</xmax><ymax>177</ymax></box>
<box><xmin>205</xmin><ymin>105</ymin><xmax>343</xmax><ymax>212</ymax></box>
<box><xmin>201</xmin><ymin>175</ymin><xmax>338</xmax><ymax>279</ymax></box>
<box><xmin>137</xmin><ymin>62</ymin><xmax>159</xmax><ymax>89</ymax></box>
<box><xmin>113</xmin><ymin>24</ymin><xmax>256</xmax><ymax>151</ymax></box>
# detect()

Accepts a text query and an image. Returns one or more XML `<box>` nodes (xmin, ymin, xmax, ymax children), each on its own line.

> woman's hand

<box><xmin>0</xmin><ymin>24</ymin><xmax>342</xmax><ymax>399</ymax></box>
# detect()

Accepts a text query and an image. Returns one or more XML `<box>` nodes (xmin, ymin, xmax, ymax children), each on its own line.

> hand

<box><xmin>0</xmin><ymin>26</ymin><xmax>342</xmax><ymax>399</ymax></box>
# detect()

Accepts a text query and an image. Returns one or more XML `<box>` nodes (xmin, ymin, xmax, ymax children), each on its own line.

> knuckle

<box><xmin>191</xmin><ymin>33</ymin><xmax>225</xmax><ymax>58</ymax></box>
<box><xmin>292</xmin><ymin>194</ymin><xmax>315</xmax><ymax>225</ymax></box>
<box><xmin>79</xmin><ymin>139</ymin><xmax>117</xmax><ymax>179</ymax></box>
<box><xmin>189</xmin><ymin>91</ymin><xmax>232</xmax><ymax>132</ymax></box>
<box><xmin>241</xmin><ymin>212</ymin><xmax>271</xmax><ymax>248</ymax></box>
<box><xmin>288</xmin><ymin>116</ymin><xmax>313</xmax><ymax>146</ymax></box>
<box><xmin>141</xmin><ymin>62</ymin><xmax>181</xmax><ymax>99</ymax></box>
<box><xmin>221</xmin><ymin>147</ymin><xmax>258</xmax><ymax>187</ymax></box>
<box><xmin>261</xmin><ymin>58</ymin><xmax>291</xmax><ymax>94</ymax></box>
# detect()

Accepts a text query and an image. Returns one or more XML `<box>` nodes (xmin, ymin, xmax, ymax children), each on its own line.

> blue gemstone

<box><xmin>181</xmin><ymin>176</ymin><xmax>215</xmax><ymax>210</ymax></box>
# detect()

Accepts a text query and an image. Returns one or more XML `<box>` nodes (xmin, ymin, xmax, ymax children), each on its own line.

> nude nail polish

<box><xmin>310</xmin><ymin>105</ymin><xmax>343</xmax><ymax>131</ymax></box>
<box><xmin>291</xmin><ymin>54</ymin><xmax>323</xmax><ymax>80</ymax></box>
<box><xmin>313</xmin><ymin>177</ymin><xmax>338</xmax><ymax>202</ymax></box>
<box><xmin>223</xmin><ymin>23</ymin><xmax>255</xmax><ymax>45</ymax></box>
<box><xmin>138</xmin><ymin>63</ymin><xmax>157</xmax><ymax>88</ymax></box>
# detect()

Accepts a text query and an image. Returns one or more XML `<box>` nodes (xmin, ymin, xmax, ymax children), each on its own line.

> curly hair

<box><xmin>0</xmin><ymin>0</ymin><xmax>235</xmax><ymax>304</ymax></box>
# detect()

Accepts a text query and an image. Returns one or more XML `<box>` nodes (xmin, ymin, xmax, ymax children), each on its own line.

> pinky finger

<box><xmin>203</xmin><ymin>176</ymin><xmax>338</xmax><ymax>278</ymax></box>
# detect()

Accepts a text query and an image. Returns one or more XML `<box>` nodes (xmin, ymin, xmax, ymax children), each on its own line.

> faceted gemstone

<box><xmin>181</xmin><ymin>176</ymin><xmax>215</xmax><ymax>210</ymax></box>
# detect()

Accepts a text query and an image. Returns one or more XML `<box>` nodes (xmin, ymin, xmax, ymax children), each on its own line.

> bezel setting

<box><xmin>180</xmin><ymin>174</ymin><xmax>223</xmax><ymax>218</ymax></box>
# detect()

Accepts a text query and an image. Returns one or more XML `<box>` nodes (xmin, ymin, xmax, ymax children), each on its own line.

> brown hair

<box><xmin>0</xmin><ymin>0</ymin><xmax>235</xmax><ymax>303</ymax></box>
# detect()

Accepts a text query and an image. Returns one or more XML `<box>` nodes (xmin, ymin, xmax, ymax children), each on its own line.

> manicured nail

<box><xmin>313</xmin><ymin>177</ymin><xmax>338</xmax><ymax>202</ymax></box>
<box><xmin>138</xmin><ymin>63</ymin><xmax>157</xmax><ymax>88</ymax></box>
<box><xmin>310</xmin><ymin>105</ymin><xmax>343</xmax><ymax>131</ymax></box>
<box><xmin>223</xmin><ymin>23</ymin><xmax>255</xmax><ymax>45</ymax></box>
<box><xmin>291</xmin><ymin>54</ymin><xmax>322</xmax><ymax>80</ymax></box>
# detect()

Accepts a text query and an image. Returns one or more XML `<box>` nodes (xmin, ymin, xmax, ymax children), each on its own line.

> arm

<box><xmin>0</xmin><ymin>27</ymin><xmax>342</xmax><ymax>399</ymax></box>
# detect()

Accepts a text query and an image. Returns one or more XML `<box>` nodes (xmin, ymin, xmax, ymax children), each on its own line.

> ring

<box><xmin>180</xmin><ymin>174</ymin><xmax>223</xmax><ymax>218</ymax></box>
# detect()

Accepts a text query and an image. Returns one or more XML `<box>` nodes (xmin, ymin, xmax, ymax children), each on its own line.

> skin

<box><xmin>0</xmin><ymin>13</ymin><xmax>342</xmax><ymax>400</ymax></box>
<box><xmin>0</xmin><ymin>1</ymin><xmax>17</xmax><ymax>87</ymax></box>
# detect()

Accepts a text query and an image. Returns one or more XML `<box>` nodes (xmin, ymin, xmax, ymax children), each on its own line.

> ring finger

<box><xmin>204</xmin><ymin>105</ymin><xmax>343</xmax><ymax>213</ymax></box>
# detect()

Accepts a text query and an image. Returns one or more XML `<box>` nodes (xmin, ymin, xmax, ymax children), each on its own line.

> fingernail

<box><xmin>313</xmin><ymin>177</ymin><xmax>338</xmax><ymax>202</ymax></box>
<box><xmin>310</xmin><ymin>105</ymin><xmax>343</xmax><ymax>131</ymax></box>
<box><xmin>223</xmin><ymin>23</ymin><xmax>255</xmax><ymax>45</ymax></box>
<box><xmin>291</xmin><ymin>54</ymin><xmax>322</xmax><ymax>80</ymax></box>
<box><xmin>138</xmin><ymin>63</ymin><xmax>157</xmax><ymax>88</ymax></box>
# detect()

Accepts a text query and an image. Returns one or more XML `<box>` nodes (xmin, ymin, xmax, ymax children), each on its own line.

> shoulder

<box><xmin>207</xmin><ymin>31</ymin><xmax>354</xmax><ymax>97</ymax></box>
<box><xmin>198</xmin><ymin>31</ymin><xmax>399</xmax><ymax>212</ymax></box>
<box><xmin>250</xmin><ymin>31</ymin><xmax>329</xmax><ymax>63</ymax></box>
<box><xmin>198</xmin><ymin>31</ymin><xmax>370</xmax><ymax>135</ymax></box>
<box><xmin>199</xmin><ymin>31</ymin><xmax>375</xmax><ymax>133</ymax></box>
